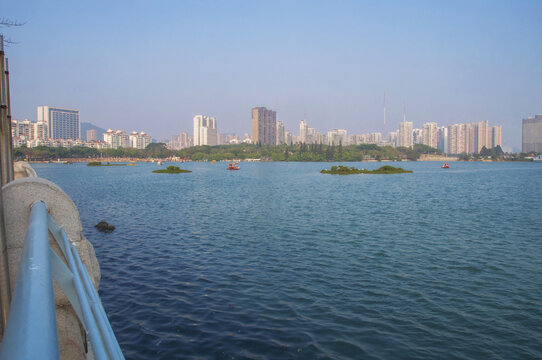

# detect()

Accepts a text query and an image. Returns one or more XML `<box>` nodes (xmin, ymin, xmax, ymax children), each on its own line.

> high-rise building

<box><xmin>413</xmin><ymin>128</ymin><xmax>423</xmax><ymax>145</ymax></box>
<box><xmin>276</xmin><ymin>121</ymin><xmax>285</xmax><ymax>145</ymax></box>
<box><xmin>398</xmin><ymin>121</ymin><xmax>413</xmax><ymax>147</ymax></box>
<box><xmin>193</xmin><ymin>115</ymin><xmax>217</xmax><ymax>146</ymax></box>
<box><xmin>252</xmin><ymin>107</ymin><xmax>276</xmax><ymax>145</ymax></box>
<box><xmin>32</xmin><ymin>122</ymin><xmax>48</xmax><ymax>140</ymax></box>
<box><xmin>298</xmin><ymin>120</ymin><xmax>320</xmax><ymax>144</ymax></box>
<box><xmin>285</xmin><ymin>130</ymin><xmax>293</xmax><ymax>145</ymax></box>
<box><xmin>437</xmin><ymin>126</ymin><xmax>448</xmax><ymax>153</ymax></box>
<box><xmin>129</xmin><ymin>131</ymin><xmax>152</xmax><ymax>149</ymax></box>
<box><xmin>447</xmin><ymin>123</ymin><xmax>471</xmax><ymax>154</ymax></box>
<box><xmin>473</xmin><ymin>120</ymin><xmax>489</xmax><ymax>153</ymax></box>
<box><xmin>37</xmin><ymin>106</ymin><xmax>80</xmax><ymax>140</ymax></box>
<box><xmin>12</xmin><ymin>119</ymin><xmax>48</xmax><ymax>143</ymax></box>
<box><xmin>182</xmin><ymin>132</ymin><xmax>192</xmax><ymax>148</ymax></box>
<box><xmin>103</xmin><ymin>129</ymin><xmax>130</xmax><ymax>149</ymax></box>
<box><xmin>447</xmin><ymin>124</ymin><xmax>460</xmax><ymax>154</ymax></box>
<box><xmin>522</xmin><ymin>115</ymin><xmax>542</xmax><ymax>153</ymax></box>
<box><xmin>314</xmin><ymin>132</ymin><xmax>326</xmax><ymax>145</ymax></box>
<box><xmin>87</xmin><ymin>129</ymin><xmax>98</xmax><ymax>142</ymax></box>
<box><xmin>306</xmin><ymin>127</ymin><xmax>319</xmax><ymax>144</ymax></box>
<box><xmin>169</xmin><ymin>132</ymin><xmax>192</xmax><ymax>149</ymax></box>
<box><xmin>423</xmin><ymin>122</ymin><xmax>438</xmax><ymax>149</ymax></box>
<box><xmin>12</xmin><ymin>119</ymin><xmax>31</xmax><ymax>139</ymax></box>
<box><xmin>388</xmin><ymin>131</ymin><xmax>398</xmax><ymax>147</ymax></box>
<box><xmin>327</xmin><ymin>129</ymin><xmax>348</xmax><ymax>146</ymax></box>
<box><xmin>299</xmin><ymin>120</ymin><xmax>308</xmax><ymax>143</ymax></box>
<box><xmin>466</xmin><ymin>123</ymin><xmax>474</xmax><ymax>154</ymax></box>
<box><xmin>490</xmin><ymin>126</ymin><xmax>502</xmax><ymax>149</ymax></box>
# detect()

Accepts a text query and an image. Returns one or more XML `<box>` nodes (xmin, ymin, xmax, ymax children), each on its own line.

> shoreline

<box><xmin>27</xmin><ymin>157</ymin><xmax>530</xmax><ymax>164</ymax></box>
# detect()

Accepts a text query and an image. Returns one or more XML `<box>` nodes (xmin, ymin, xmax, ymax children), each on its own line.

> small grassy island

<box><xmin>321</xmin><ymin>165</ymin><xmax>413</xmax><ymax>175</ymax></box>
<box><xmin>87</xmin><ymin>161</ymin><xmax>127</xmax><ymax>167</ymax></box>
<box><xmin>152</xmin><ymin>165</ymin><xmax>192</xmax><ymax>174</ymax></box>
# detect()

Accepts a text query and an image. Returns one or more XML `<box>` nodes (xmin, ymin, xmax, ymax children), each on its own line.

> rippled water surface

<box><xmin>34</xmin><ymin>161</ymin><xmax>542</xmax><ymax>359</ymax></box>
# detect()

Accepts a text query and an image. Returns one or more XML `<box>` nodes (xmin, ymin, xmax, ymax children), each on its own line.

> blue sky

<box><xmin>3</xmin><ymin>0</ymin><xmax>542</xmax><ymax>148</ymax></box>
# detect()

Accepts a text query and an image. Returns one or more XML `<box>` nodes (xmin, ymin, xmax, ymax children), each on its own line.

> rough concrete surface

<box><xmin>13</xmin><ymin>161</ymin><xmax>37</xmax><ymax>180</ymax></box>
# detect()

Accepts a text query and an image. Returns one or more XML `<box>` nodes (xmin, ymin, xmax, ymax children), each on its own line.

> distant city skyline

<box><xmin>3</xmin><ymin>0</ymin><xmax>542</xmax><ymax>149</ymax></box>
<box><xmin>10</xmin><ymin>107</ymin><xmax>506</xmax><ymax>155</ymax></box>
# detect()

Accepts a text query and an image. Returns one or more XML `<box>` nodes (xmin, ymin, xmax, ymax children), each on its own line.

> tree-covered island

<box><xmin>152</xmin><ymin>166</ymin><xmax>191</xmax><ymax>174</ymax></box>
<box><xmin>321</xmin><ymin>165</ymin><xmax>413</xmax><ymax>175</ymax></box>
<box><xmin>87</xmin><ymin>161</ymin><xmax>127</xmax><ymax>166</ymax></box>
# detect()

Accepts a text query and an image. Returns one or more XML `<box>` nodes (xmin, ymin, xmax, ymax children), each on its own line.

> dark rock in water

<box><xmin>95</xmin><ymin>221</ymin><xmax>115</xmax><ymax>232</ymax></box>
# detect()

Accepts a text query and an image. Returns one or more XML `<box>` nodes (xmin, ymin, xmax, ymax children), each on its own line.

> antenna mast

<box><xmin>383</xmin><ymin>93</ymin><xmax>386</xmax><ymax>136</ymax></box>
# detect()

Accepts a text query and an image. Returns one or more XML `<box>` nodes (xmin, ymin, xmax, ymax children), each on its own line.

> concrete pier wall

<box><xmin>2</xmin><ymin>162</ymin><xmax>100</xmax><ymax>359</ymax></box>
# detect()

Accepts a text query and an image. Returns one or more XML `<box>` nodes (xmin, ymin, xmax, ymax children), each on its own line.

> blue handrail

<box><xmin>0</xmin><ymin>201</ymin><xmax>124</xmax><ymax>359</ymax></box>
<box><xmin>0</xmin><ymin>201</ymin><xmax>59</xmax><ymax>359</ymax></box>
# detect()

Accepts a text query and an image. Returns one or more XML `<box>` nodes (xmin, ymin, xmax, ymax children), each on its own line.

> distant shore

<box><xmin>17</xmin><ymin>143</ymin><xmax>530</xmax><ymax>163</ymax></box>
<box><xmin>27</xmin><ymin>157</ymin><xmax>530</xmax><ymax>164</ymax></box>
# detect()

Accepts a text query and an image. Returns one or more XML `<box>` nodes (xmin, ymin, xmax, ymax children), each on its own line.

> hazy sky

<box><xmin>3</xmin><ymin>0</ymin><xmax>542</xmax><ymax>148</ymax></box>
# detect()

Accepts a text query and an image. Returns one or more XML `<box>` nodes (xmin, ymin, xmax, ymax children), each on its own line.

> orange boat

<box><xmin>441</xmin><ymin>163</ymin><xmax>450</xmax><ymax>169</ymax></box>
<box><xmin>227</xmin><ymin>162</ymin><xmax>240</xmax><ymax>170</ymax></box>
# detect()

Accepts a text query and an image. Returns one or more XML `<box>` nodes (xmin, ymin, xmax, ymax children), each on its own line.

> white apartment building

<box><xmin>473</xmin><ymin>120</ymin><xmax>489</xmax><ymax>153</ymax></box>
<box><xmin>398</xmin><ymin>121</ymin><xmax>413</xmax><ymax>147</ymax></box>
<box><xmin>168</xmin><ymin>132</ymin><xmax>192</xmax><ymax>150</ymax></box>
<box><xmin>193</xmin><ymin>115</ymin><xmax>217</xmax><ymax>146</ymax></box>
<box><xmin>11</xmin><ymin>119</ymin><xmax>31</xmax><ymax>139</ymax></box>
<box><xmin>491</xmin><ymin>125</ymin><xmax>502</xmax><ymax>148</ymax></box>
<box><xmin>447</xmin><ymin>123</ymin><xmax>471</xmax><ymax>154</ymax></box>
<box><xmin>389</xmin><ymin>131</ymin><xmax>398</xmax><ymax>147</ymax></box>
<box><xmin>298</xmin><ymin>119</ymin><xmax>323</xmax><ymax>144</ymax></box>
<box><xmin>103</xmin><ymin>129</ymin><xmax>130</xmax><ymax>149</ymax></box>
<box><xmin>129</xmin><ymin>131</ymin><xmax>152</xmax><ymax>149</ymax></box>
<box><xmin>413</xmin><ymin>128</ymin><xmax>424</xmax><ymax>145</ymax></box>
<box><xmin>423</xmin><ymin>122</ymin><xmax>438</xmax><ymax>148</ymax></box>
<box><xmin>84</xmin><ymin>141</ymin><xmax>111</xmax><ymax>150</ymax></box>
<box><xmin>285</xmin><ymin>130</ymin><xmax>293</xmax><ymax>145</ymax></box>
<box><xmin>12</xmin><ymin>119</ymin><xmax>49</xmax><ymax>143</ymax></box>
<box><xmin>447</xmin><ymin>121</ymin><xmax>502</xmax><ymax>154</ymax></box>
<box><xmin>349</xmin><ymin>132</ymin><xmax>382</xmax><ymax>145</ymax></box>
<box><xmin>299</xmin><ymin>120</ymin><xmax>308</xmax><ymax>143</ymax></box>
<box><xmin>327</xmin><ymin>129</ymin><xmax>348</xmax><ymax>146</ymax></box>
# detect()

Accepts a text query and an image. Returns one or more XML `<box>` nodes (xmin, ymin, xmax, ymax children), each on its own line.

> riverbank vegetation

<box><xmin>15</xmin><ymin>143</ymin><xmax>440</xmax><ymax>162</ymax></box>
<box><xmin>321</xmin><ymin>165</ymin><xmax>413</xmax><ymax>175</ymax></box>
<box><xmin>152</xmin><ymin>166</ymin><xmax>191</xmax><ymax>174</ymax></box>
<box><xmin>14</xmin><ymin>143</ymin><xmax>527</xmax><ymax>162</ymax></box>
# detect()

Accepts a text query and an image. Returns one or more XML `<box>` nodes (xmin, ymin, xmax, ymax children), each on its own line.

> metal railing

<box><xmin>0</xmin><ymin>201</ymin><xmax>124</xmax><ymax>359</ymax></box>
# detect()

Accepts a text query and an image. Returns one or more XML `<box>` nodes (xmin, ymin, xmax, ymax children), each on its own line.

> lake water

<box><xmin>34</xmin><ymin>161</ymin><xmax>542</xmax><ymax>359</ymax></box>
